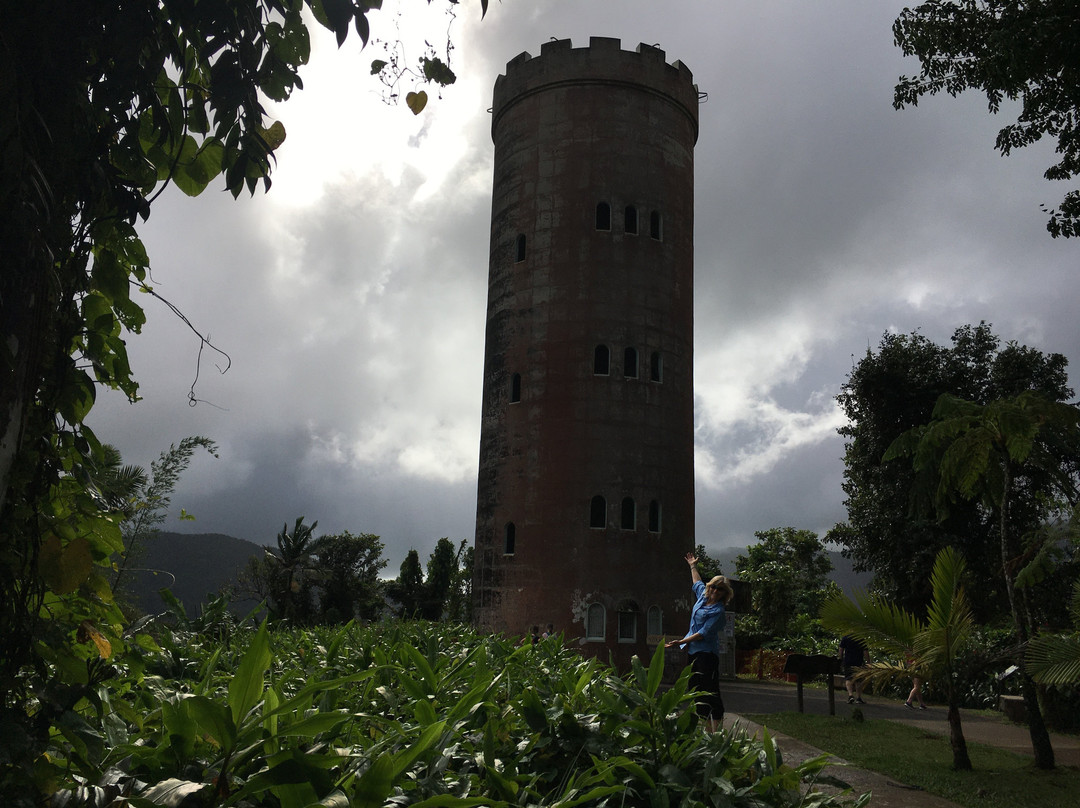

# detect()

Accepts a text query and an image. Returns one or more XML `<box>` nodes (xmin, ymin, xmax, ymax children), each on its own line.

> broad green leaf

<box><xmin>646</xmin><ymin>641</ymin><xmax>665</xmax><ymax>696</ymax></box>
<box><xmin>229</xmin><ymin>620</ymin><xmax>271</xmax><ymax>725</ymax></box>
<box><xmin>326</xmin><ymin>619</ymin><xmax>353</xmax><ymax>664</ymax></box>
<box><xmin>56</xmin><ymin>369</ymin><xmax>96</xmax><ymax>424</ymax></box>
<box><xmin>173</xmin><ymin>137</ymin><xmax>224</xmax><ymax>196</ymax></box>
<box><xmin>413</xmin><ymin>696</ymin><xmax>437</xmax><ymax>726</ymax></box>
<box><xmin>187</xmin><ymin>695</ymin><xmax>236</xmax><ymax>749</ymax></box>
<box><xmin>259</xmin><ymin>121</ymin><xmax>287</xmax><ymax>152</ymax></box>
<box><xmin>401</xmin><ymin>641</ymin><xmax>437</xmax><ymax>691</ymax></box>
<box><xmin>162</xmin><ymin>699</ymin><xmax>197</xmax><ymax>762</ymax></box>
<box><xmin>410</xmin><ymin>797</ymin><xmax>497</xmax><ymax>808</ymax></box>
<box><xmin>302</xmin><ymin>790</ymin><xmax>350</xmax><ymax>808</ymax></box>
<box><xmin>277</xmin><ymin>710</ymin><xmax>349</xmax><ymax>738</ymax></box>
<box><xmin>136</xmin><ymin>778</ymin><xmax>208</xmax><ymax>805</ymax></box>
<box><xmin>83</xmin><ymin>572</ymin><xmax>114</xmax><ymax>604</ymax></box>
<box><xmin>39</xmin><ymin>535</ymin><xmax>93</xmax><ymax>595</ymax></box>
<box><xmin>352</xmin><ymin>752</ymin><xmax>396</xmax><ymax>805</ymax></box>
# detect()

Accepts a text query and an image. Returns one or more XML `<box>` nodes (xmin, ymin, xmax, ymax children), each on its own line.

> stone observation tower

<box><xmin>472</xmin><ymin>37</ymin><xmax>699</xmax><ymax>670</ymax></box>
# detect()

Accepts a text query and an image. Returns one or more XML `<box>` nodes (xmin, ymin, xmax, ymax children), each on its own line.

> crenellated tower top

<box><xmin>492</xmin><ymin>37</ymin><xmax>699</xmax><ymax>142</ymax></box>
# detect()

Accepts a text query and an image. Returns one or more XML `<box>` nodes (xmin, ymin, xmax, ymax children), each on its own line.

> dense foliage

<box><xmin>735</xmin><ymin>528</ymin><xmax>837</xmax><ymax>643</ymax></box>
<box><xmin>831</xmin><ymin>323</ymin><xmax>1073</xmax><ymax>619</ymax></box>
<box><xmin>893</xmin><ymin>1</ymin><xmax>1080</xmax><ymax>237</ymax></box>
<box><xmin>886</xmin><ymin>390</ymin><xmax>1080</xmax><ymax>768</ymax></box>
<box><xmin>30</xmin><ymin>620</ymin><xmax>869</xmax><ymax>808</ymax></box>
<box><xmin>0</xmin><ymin>0</ymin><xmax>475</xmax><ymax>788</ymax></box>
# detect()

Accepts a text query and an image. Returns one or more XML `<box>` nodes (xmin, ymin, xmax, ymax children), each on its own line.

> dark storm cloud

<box><xmin>89</xmin><ymin>1</ymin><xmax>1080</xmax><ymax>570</ymax></box>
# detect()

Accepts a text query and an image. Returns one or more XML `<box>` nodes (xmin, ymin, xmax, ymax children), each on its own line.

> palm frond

<box><xmin>920</xmin><ymin>547</ymin><xmax>974</xmax><ymax>666</ymax></box>
<box><xmin>851</xmin><ymin>660</ymin><xmax>915</xmax><ymax>690</ymax></box>
<box><xmin>1026</xmin><ymin>633</ymin><xmax>1080</xmax><ymax>686</ymax></box>
<box><xmin>925</xmin><ymin>547</ymin><xmax>973</xmax><ymax>632</ymax></box>
<box><xmin>820</xmin><ymin>590</ymin><xmax>922</xmax><ymax>659</ymax></box>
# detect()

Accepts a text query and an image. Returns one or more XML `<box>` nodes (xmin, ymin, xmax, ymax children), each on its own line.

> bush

<box><xmin>32</xmin><ymin>620</ymin><xmax>871</xmax><ymax>807</ymax></box>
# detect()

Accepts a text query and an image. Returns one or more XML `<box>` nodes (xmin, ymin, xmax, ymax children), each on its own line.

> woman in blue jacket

<box><xmin>666</xmin><ymin>552</ymin><xmax>734</xmax><ymax>731</ymax></box>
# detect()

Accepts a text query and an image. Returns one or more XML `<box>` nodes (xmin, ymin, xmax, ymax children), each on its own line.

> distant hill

<box><xmin>120</xmin><ymin>532</ymin><xmax>264</xmax><ymax>617</ymax></box>
<box><xmin>712</xmin><ymin>547</ymin><xmax>872</xmax><ymax>598</ymax></box>
<box><xmin>119</xmin><ymin>534</ymin><xmax>874</xmax><ymax>619</ymax></box>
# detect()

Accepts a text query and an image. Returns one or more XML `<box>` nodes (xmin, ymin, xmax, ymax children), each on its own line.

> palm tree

<box><xmin>821</xmin><ymin>546</ymin><xmax>975</xmax><ymax>770</ymax></box>
<box><xmin>885</xmin><ymin>390</ymin><xmax>1080</xmax><ymax>769</ymax></box>
<box><xmin>1026</xmin><ymin>578</ymin><xmax>1080</xmax><ymax>686</ymax></box>
<box><xmin>87</xmin><ymin>444</ymin><xmax>148</xmax><ymax>515</ymax></box>
<box><xmin>264</xmin><ymin>517</ymin><xmax>319</xmax><ymax>621</ymax></box>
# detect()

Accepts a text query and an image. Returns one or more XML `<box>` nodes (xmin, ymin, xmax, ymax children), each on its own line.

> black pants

<box><xmin>688</xmin><ymin>651</ymin><xmax>724</xmax><ymax>721</ymax></box>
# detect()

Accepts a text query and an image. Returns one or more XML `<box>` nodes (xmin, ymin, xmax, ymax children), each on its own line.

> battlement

<box><xmin>492</xmin><ymin>37</ymin><xmax>699</xmax><ymax>139</ymax></box>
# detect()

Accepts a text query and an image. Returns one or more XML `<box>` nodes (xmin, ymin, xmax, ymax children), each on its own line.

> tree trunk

<box><xmin>947</xmin><ymin>703</ymin><xmax>972</xmax><ymax>770</ymax></box>
<box><xmin>1020</xmin><ymin>672</ymin><xmax>1055</xmax><ymax>769</ymax></box>
<box><xmin>998</xmin><ymin>462</ymin><xmax>1055</xmax><ymax>769</ymax></box>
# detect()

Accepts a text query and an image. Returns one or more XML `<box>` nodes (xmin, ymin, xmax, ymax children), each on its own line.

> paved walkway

<box><xmin>719</xmin><ymin>679</ymin><xmax>1080</xmax><ymax>807</ymax></box>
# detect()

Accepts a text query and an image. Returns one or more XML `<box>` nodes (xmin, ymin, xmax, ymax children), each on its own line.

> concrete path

<box><xmin>718</xmin><ymin>679</ymin><xmax>1080</xmax><ymax>807</ymax></box>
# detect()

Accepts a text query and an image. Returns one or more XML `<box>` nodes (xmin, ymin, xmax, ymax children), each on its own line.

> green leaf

<box><xmin>410</xmin><ymin>797</ymin><xmax>494</xmax><ymax>808</ymax></box>
<box><xmin>137</xmin><ymin>778</ymin><xmax>209</xmax><ymax>805</ymax></box>
<box><xmin>259</xmin><ymin>121</ymin><xmax>287</xmax><ymax>152</ymax></box>
<box><xmin>302</xmin><ymin>790</ymin><xmax>350</xmax><ymax>808</ymax></box>
<box><xmin>39</xmin><ymin>535</ymin><xmax>93</xmax><ymax>595</ymax></box>
<box><xmin>406</xmin><ymin>90</ymin><xmax>428</xmax><ymax>115</ymax></box>
<box><xmin>646</xmin><ymin>641</ymin><xmax>665</xmax><ymax>697</ymax></box>
<box><xmin>162</xmin><ymin>699</ymin><xmax>197</xmax><ymax>762</ymax></box>
<box><xmin>229</xmin><ymin>620</ymin><xmax>271</xmax><ymax>725</ymax></box>
<box><xmin>421</xmin><ymin>56</ymin><xmax>456</xmax><ymax>86</ymax></box>
<box><xmin>355</xmin><ymin>12</ymin><xmax>370</xmax><ymax>46</ymax></box>
<box><xmin>90</xmin><ymin>247</ymin><xmax>131</xmax><ymax>305</ymax></box>
<box><xmin>326</xmin><ymin>619</ymin><xmax>353</xmax><ymax>664</ymax></box>
<box><xmin>187</xmin><ymin>695</ymin><xmax>237</xmax><ymax>749</ymax></box>
<box><xmin>173</xmin><ymin>137</ymin><xmax>225</xmax><ymax>197</ymax></box>
<box><xmin>400</xmin><ymin>640</ymin><xmax>437</xmax><ymax>691</ymax></box>
<box><xmin>277</xmin><ymin>710</ymin><xmax>349</xmax><ymax>738</ymax></box>
<box><xmin>318</xmin><ymin>0</ymin><xmax>353</xmax><ymax>46</ymax></box>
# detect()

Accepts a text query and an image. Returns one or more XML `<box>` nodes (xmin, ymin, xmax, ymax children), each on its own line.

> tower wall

<box><xmin>473</xmin><ymin>37</ymin><xmax>698</xmax><ymax>670</ymax></box>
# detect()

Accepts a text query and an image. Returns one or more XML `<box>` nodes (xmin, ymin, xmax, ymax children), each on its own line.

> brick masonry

<box><xmin>472</xmin><ymin>37</ymin><xmax>700</xmax><ymax>671</ymax></box>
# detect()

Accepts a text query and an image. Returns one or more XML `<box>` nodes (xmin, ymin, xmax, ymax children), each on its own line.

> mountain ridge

<box><xmin>122</xmin><ymin>533</ymin><xmax>873</xmax><ymax>617</ymax></box>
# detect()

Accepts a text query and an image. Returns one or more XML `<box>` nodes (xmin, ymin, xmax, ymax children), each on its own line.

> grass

<box><xmin>746</xmin><ymin>711</ymin><xmax>1080</xmax><ymax>808</ymax></box>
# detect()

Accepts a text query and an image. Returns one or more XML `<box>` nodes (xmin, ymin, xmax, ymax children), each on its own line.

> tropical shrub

<box><xmin>35</xmin><ymin>619</ymin><xmax>870</xmax><ymax>807</ymax></box>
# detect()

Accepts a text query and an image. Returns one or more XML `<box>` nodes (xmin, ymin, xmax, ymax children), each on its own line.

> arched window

<box><xmin>650</xmin><ymin>210</ymin><xmax>663</xmax><ymax>240</ymax></box>
<box><xmin>648</xmin><ymin>500</ymin><xmax>661</xmax><ymax>533</ymax></box>
<box><xmin>617</xmin><ymin>601</ymin><xmax>639</xmax><ymax>643</ymax></box>
<box><xmin>595</xmin><ymin>201</ymin><xmax>611</xmax><ymax>231</ymax></box>
<box><xmin>510</xmin><ymin>372</ymin><xmax>521</xmax><ymax>403</ymax></box>
<box><xmin>647</xmin><ymin>605</ymin><xmax>663</xmax><ymax>636</ymax></box>
<box><xmin>586</xmin><ymin>603</ymin><xmax>606</xmax><ymax>640</ymax></box>
<box><xmin>593</xmin><ymin>344</ymin><xmax>610</xmax><ymax>375</ymax></box>
<box><xmin>623</xmin><ymin>347</ymin><xmax>638</xmax><ymax>379</ymax></box>
<box><xmin>504</xmin><ymin>522</ymin><xmax>516</xmax><ymax>555</ymax></box>
<box><xmin>590</xmin><ymin>495</ymin><xmax>607</xmax><ymax>528</ymax></box>
<box><xmin>621</xmin><ymin>497</ymin><xmax>636</xmax><ymax>530</ymax></box>
<box><xmin>650</xmin><ymin>351</ymin><xmax>663</xmax><ymax>383</ymax></box>
<box><xmin>514</xmin><ymin>233</ymin><xmax>527</xmax><ymax>262</ymax></box>
<box><xmin>624</xmin><ymin>205</ymin><xmax>638</xmax><ymax>234</ymax></box>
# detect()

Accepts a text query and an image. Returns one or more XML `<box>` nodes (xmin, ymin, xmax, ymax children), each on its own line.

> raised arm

<box><xmin>685</xmin><ymin>552</ymin><xmax>702</xmax><ymax>584</ymax></box>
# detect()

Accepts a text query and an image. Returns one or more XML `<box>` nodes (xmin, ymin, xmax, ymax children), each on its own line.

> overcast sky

<box><xmin>89</xmin><ymin>0</ymin><xmax>1080</xmax><ymax>574</ymax></box>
